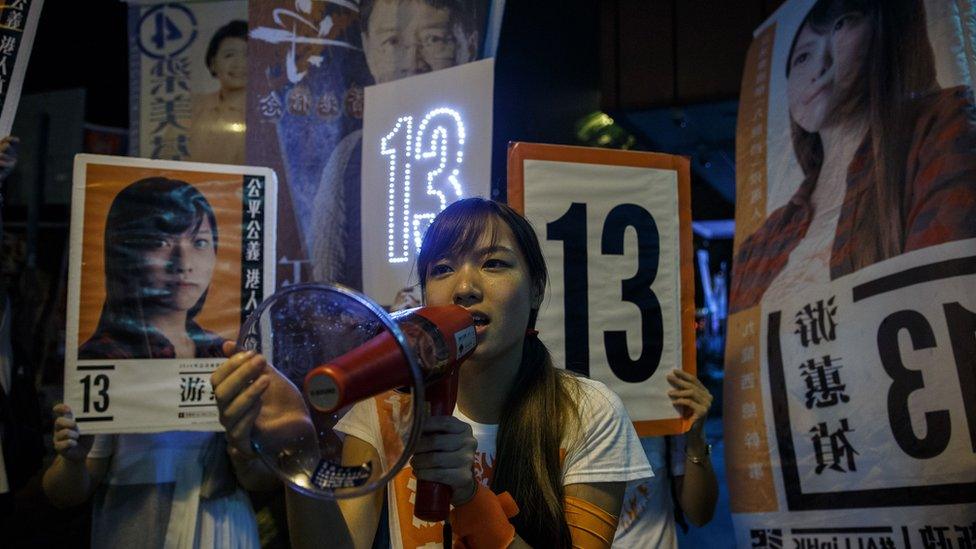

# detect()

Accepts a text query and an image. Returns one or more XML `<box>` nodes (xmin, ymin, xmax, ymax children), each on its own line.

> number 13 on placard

<box><xmin>548</xmin><ymin>202</ymin><xmax>664</xmax><ymax>382</ymax></box>
<box><xmin>80</xmin><ymin>373</ymin><xmax>110</xmax><ymax>413</ymax></box>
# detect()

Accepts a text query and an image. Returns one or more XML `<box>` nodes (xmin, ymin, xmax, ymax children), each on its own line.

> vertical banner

<box><xmin>246</xmin><ymin>0</ymin><xmax>496</xmax><ymax>290</ymax></box>
<box><xmin>361</xmin><ymin>58</ymin><xmax>494</xmax><ymax>303</ymax></box>
<box><xmin>64</xmin><ymin>154</ymin><xmax>276</xmax><ymax>433</ymax></box>
<box><xmin>508</xmin><ymin>143</ymin><xmax>696</xmax><ymax>436</ymax></box>
<box><xmin>129</xmin><ymin>1</ymin><xmax>247</xmax><ymax>163</ymax></box>
<box><xmin>726</xmin><ymin>1</ymin><xmax>976</xmax><ymax>546</ymax></box>
<box><xmin>0</xmin><ymin>0</ymin><xmax>42</xmax><ymax>137</ymax></box>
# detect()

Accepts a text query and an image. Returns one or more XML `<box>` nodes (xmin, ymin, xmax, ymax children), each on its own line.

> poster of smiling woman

<box><xmin>128</xmin><ymin>1</ymin><xmax>247</xmax><ymax>164</ymax></box>
<box><xmin>725</xmin><ymin>0</ymin><xmax>976</xmax><ymax>546</ymax></box>
<box><xmin>64</xmin><ymin>154</ymin><xmax>276</xmax><ymax>434</ymax></box>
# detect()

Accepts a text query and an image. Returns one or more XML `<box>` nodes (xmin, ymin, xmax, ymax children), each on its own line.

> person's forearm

<box><xmin>41</xmin><ymin>456</ymin><xmax>94</xmax><ymax>508</ymax></box>
<box><xmin>679</xmin><ymin>432</ymin><xmax>719</xmax><ymax>526</ymax></box>
<box><xmin>230</xmin><ymin>451</ymin><xmax>280</xmax><ymax>492</ymax></box>
<box><xmin>286</xmin><ymin>485</ymin><xmax>358</xmax><ymax>549</ymax></box>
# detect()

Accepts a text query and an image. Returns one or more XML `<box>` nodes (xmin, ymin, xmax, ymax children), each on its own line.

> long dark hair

<box><xmin>417</xmin><ymin>198</ymin><xmax>579</xmax><ymax>548</ymax></box>
<box><xmin>92</xmin><ymin>177</ymin><xmax>218</xmax><ymax>354</ymax></box>
<box><xmin>786</xmin><ymin>0</ymin><xmax>937</xmax><ymax>269</ymax></box>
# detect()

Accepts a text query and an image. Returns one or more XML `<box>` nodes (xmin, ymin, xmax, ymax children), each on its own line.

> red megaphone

<box><xmin>303</xmin><ymin>305</ymin><xmax>477</xmax><ymax>521</ymax></box>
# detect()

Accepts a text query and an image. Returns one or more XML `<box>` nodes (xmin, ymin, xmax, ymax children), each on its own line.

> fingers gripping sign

<box><xmin>667</xmin><ymin>368</ymin><xmax>714</xmax><ymax>428</ymax></box>
<box><xmin>0</xmin><ymin>135</ymin><xmax>19</xmax><ymax>175</ymax></box>
<box><xmin>212</xmin><ymin>340</ymin><xmax>319</xmax><ymax>462</ymax></box>
<box><xmin>52</xmin><ymin>403</ymin><xmax>95</xmax><ymax>463</ymax></box>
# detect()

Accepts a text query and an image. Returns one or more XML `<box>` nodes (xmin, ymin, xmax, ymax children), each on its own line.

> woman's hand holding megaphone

<box><xmin>409</xmin><ymin>414</ymin><xmax>479</xmax><ymax>507</ymax></box>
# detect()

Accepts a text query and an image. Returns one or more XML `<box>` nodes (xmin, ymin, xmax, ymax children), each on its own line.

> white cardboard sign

<box><xmin>66</xmin><ymin>154</ymin><xmax>277</xmax><ymax>433</ymax></box>
<box><xmin>510</xmin><ymin>143</ymin><xmax>695</xmax><ymax>436</ymax></box>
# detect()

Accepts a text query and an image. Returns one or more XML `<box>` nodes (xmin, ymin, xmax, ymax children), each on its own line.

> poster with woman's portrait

<box><xmin>725</xmin><ymin>0</ymin><xmax>976</xmax><ymax>545</ymax></box>
<box><xmin>129</xmin><ymin>1</ymin><xmax>247</xmax><ymax>165</ymax></box>
<box><xmin>64</xmin><ymin>154</ymin><xmax>276</xmax><ymax>434</ymax></box>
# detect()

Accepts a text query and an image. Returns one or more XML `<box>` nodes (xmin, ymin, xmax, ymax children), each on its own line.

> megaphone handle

<box><xmin>414</xmin><ymin>369</ymin><xmax>461</xmax><ymax>522</ymax></box>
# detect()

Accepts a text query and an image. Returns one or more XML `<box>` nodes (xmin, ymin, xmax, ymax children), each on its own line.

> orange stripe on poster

<box><xmin>723</xmin><ymin>306</ymin><xmax>776</xmax><ymax>513</ymax></box>
<box><xmin>734</xmin><ymin>23</ymin><xmax>775</xmax><ymax>249</ymax></box>
<box><xmin>726</xmin><ymin>22</ymin><xmax>778</xmax><ymax>515</ymax></box>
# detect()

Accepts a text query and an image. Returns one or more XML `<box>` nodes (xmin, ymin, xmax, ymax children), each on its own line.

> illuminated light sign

<box><xmin>381</xmin><ymin>108</ymin><xmax>467</xmax><ymax>264</ymax></box>
<box><xmin>362</xmin><ymin>59</ymin><xmax>494</xmax><ymax>303</ymax></box>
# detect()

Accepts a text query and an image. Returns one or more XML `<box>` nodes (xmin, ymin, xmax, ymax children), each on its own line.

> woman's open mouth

<box><xmin>470</xmin><ymin>312</ymin><xmax>490</xmax><ymax>337</ymax></box>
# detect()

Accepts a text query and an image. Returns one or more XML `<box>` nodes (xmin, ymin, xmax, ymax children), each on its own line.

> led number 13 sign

<box><xmin>381</xmin><ymin>107</ymin><xmax>467</xmax><ymax>264</ymax></box>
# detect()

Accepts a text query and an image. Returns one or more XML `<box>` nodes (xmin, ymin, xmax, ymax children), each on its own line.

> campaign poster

<box><xmin>0</xmin><ymin>0</ymin><xmax>42</xmax><ymax>137</ymax></box>
<box><xmin>246</xmin><ymin>0</ymin><xmax>500</xmax><ymax>291</ymax></box>
<box><xmin>725</xmin><ymin>0</ymin><xmax>976</xmax><ymax>546</ymax></box>
<box><xmin>128</xmin><ymin>1</ymin><xmax>247</xmax><ymax>164</ymax></box>
<box><xmin>65</xmin><ymin>154</ymin><xmax>276</xmax><ymax>434</ymax></box>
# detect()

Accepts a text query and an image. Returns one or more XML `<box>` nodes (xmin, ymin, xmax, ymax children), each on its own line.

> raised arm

<box><xmin>212</xmin><ymin>341</ymin><xmax>280</xmax><ymax>491</ymax></box>
<box><xmin>212</xmin><ymin>343</ymin><xmax>384</xmax><ymax>548</ymax></box>
<box><xmin>41</xmin><ymin>403</ymin><xmax>108</xmax><ymax>508</ymax></box>
<box><xmin>668</xmin><ymin>369</ymin><xmax>719</xmax><ymax>526</ymax></box>
<box><xmin>287</xmin><ymin>434</ymin><xmax>385</xmax><ymax>549</ymax></box>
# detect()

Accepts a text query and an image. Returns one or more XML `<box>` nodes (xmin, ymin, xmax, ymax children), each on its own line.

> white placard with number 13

<box><xmin>509</xmin><ymin>143</ymin><xmax>696</xmax><ymax>436</ymax></box>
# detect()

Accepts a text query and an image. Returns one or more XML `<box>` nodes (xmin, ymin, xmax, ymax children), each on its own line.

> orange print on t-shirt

<box><xmin>376</xmin><ymin>393</ymin><xmax>499</xmax><ymax>548</ymax></box>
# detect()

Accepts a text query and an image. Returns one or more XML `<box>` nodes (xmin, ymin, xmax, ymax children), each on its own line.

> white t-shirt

<box><xmin>613</xmin><ymin>435</ymin><xmax>686</xmax><ymax>548</ymax></box>
<box><xmin>89</xmin><ymin>431</ymin><xmax>215</xmax><ymax>485</ymax></box>
<box><xmin>88</xmin><ymin>432</ymin><xmax>258</xmax><ymax>549</ymax></box>
<box><xmin>336</xmin><ymin>375</ymin><xmax>653</xmax><ymax>549</ymax></box>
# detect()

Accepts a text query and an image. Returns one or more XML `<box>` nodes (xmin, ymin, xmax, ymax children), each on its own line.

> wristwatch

<box><xmin>686</xmin><ymin>443</ymin><xmax>712</xmax><ymax>465</ymax></box>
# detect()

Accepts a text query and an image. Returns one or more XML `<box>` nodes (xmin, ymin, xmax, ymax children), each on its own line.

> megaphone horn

<box><xmin>303</xmin><ymin>305</ymin><xmax>477</xmax><ymax>521</ymax></box>
<box><xmin>303</xmin><ymin>305</ymin><xmax>476</xmax><ymax>414</ymax></box>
